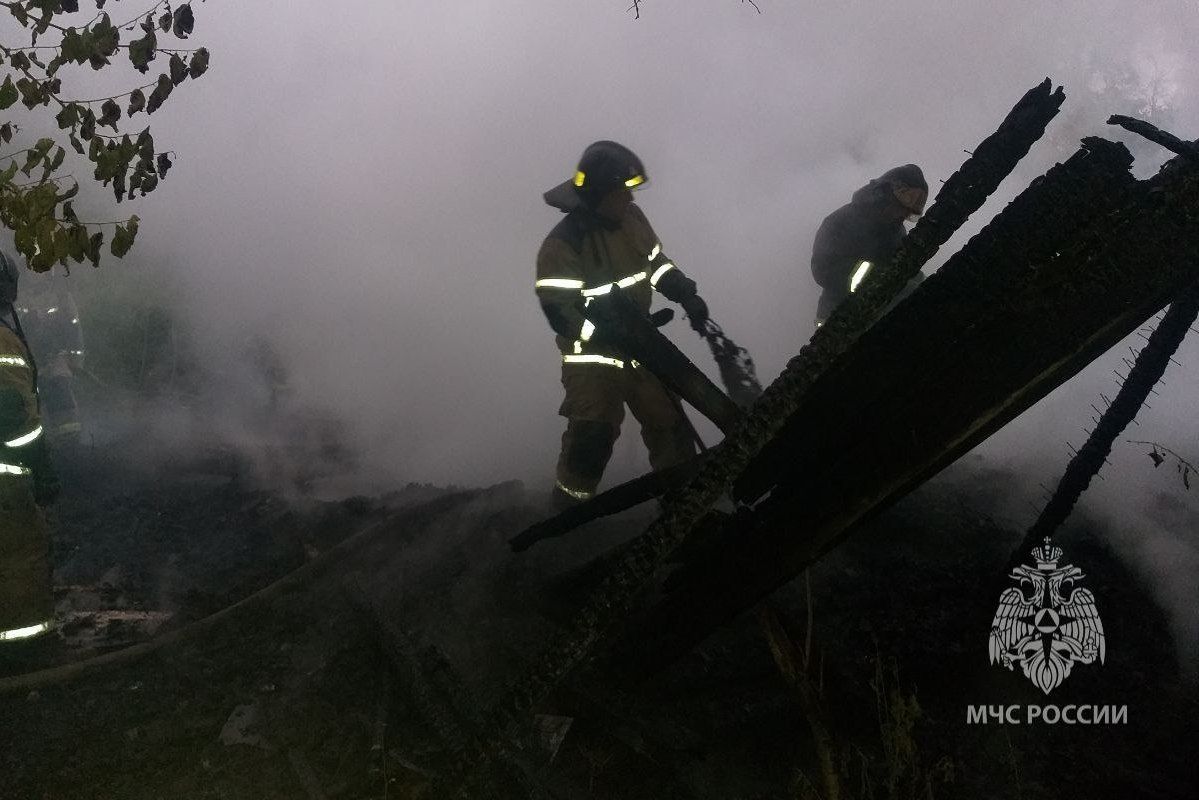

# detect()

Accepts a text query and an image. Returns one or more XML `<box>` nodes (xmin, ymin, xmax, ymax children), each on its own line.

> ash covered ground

<box><xmin>0</xmin><ymin>382</ymin><xmax>1195</xmax><ymax>800</ymax></box>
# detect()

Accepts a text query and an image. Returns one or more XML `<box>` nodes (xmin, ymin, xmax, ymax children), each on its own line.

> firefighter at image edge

<box><xmin>811</xmin><ymin>164</ymin><xmax>929</xmax><ymax>327</ymax></box>
<box><xmin>17</xmin><ymin>267</ymin><xmax>86</xmax><ymax>445</ymax></box>
<box><xmin>536</xmin><ymin>141</ymin><xmax>709</xmax><ymax>509</ymax></box>
<box><xmin>0</xmin><ymin>249</ymin><xmax>58</xmax><ymax>649</ymax></box>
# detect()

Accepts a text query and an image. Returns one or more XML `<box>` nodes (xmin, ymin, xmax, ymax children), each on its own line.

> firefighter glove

<box><xmin>650</xmin><ymin>308</ymin><xmax>675</xmax><ymax>327</ymax></box>
<box><xmin>680</xmin><ymin>294</ymin><xmax>709</xmax><ymax>331</ymax></box>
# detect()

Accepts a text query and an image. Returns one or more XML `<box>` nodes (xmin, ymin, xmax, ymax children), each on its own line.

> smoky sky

<box><xmin>12</xmin><ymin>0</ymin><xmax>1199</xmax><ymax>496</ymax></box>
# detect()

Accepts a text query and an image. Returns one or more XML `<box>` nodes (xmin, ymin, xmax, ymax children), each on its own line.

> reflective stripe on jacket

<box><xmin>536</xmin><ymin>202</ymin><xmax>684</xmax><ymax>367</ymax></box>
<box><xmin>811</xmin><ymin>198</ymin><xmax>905</xmax><ymax>312</ymax></box>
<box><xmin>0</xmin><ymin>324</ymin><xmax>40</xmax><ymax>472</ymax></box>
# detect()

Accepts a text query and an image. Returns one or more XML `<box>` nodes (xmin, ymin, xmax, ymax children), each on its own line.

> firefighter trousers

<box><xmin>555</xmin><ymin>362</ymin><xmax>696</xmax><ymax>500</ymax></box>
<box><xmin>0</xmin><ymin>476</ymin><xmax>53</xmax><ymax>635</ymax></box>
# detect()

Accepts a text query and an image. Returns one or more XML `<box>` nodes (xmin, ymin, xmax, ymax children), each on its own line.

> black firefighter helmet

<box><xmin>544</xmin><ymin>140</ymin><xmax>648</xmax><ymax>212</ymax></box>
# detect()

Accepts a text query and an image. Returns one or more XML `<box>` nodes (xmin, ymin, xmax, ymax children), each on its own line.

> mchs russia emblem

<box><xmin>989</xmin><ymin>538</ymin><xmax>1105</xmax><ymax>694</ymax></box>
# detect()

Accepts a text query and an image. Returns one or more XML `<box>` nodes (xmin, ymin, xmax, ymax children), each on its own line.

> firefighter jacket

<box><xmin>536</xmin><ymin>202</ymin><xmax>697</xmax><ymax>369</ymax></box>
<box><xmin>0</xmin><ymin>321</ymin><xmax>42</xmax><ymax>466</ymax></box>
<box><xmin>0</xmin><ymin>317</ymin><xmax>53</xmax><ymax>638</ymax></box>
<box><xmin>811</xmin><ymin>183</ymin><xmax>906</xmax><ymax>322</ymax></box>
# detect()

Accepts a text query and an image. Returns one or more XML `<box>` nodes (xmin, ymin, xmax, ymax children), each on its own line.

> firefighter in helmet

<box><xmin>536</xmin><ymin>141</ymin><xmax>708</xmax><ymax>508</ymax></box>
<box><xmin>0</xmin><ymin>249</ymin><xmax>57</xmax><ymax>646</ymax></box>
<box><xmin>811</xmin><ymin>164</ymin><xmax>928</xmax><ymax>327</ymax></box>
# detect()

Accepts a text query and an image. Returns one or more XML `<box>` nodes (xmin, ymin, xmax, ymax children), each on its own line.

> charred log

<box><xmin>1018</xmin><ymin>280</ymin><xmax>1199</xmax><ymax>555</ymax></box>
<box><xmin>610</xmin><ymin>135</ymin><xmax>1199</xmax><ymax>680</ymax></box>
<box><xmin>1108</xmin><ymin>115</ymin><xmax>1199</xmax><ymax>160</ymax></box>
<box><xmin>509</xmin><ymin>455</ymin><xmax>706</xmax><ymax>552</ymax></box>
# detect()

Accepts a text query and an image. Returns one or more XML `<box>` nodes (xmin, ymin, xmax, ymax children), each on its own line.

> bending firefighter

<box><xmin>0</xmin><ymin>250</ymin><xmax>57</xmax><ymax>645</ymax></box>
<box><xmin>536</xmin><ymin>141</ymin><xmax>709</xmax><ymax>508</ymax></box>
<box><xmin>811</xmin><ymin>164</ymin><xmax>928</xmax><ymax>327</ymax></box>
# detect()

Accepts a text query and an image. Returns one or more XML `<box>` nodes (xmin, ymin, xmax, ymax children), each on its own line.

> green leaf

<box><xmin>169</xmin><ymin>53</ymin><xmax>188</xmax><ymax>85</ymax></box>
<box><xmin>135</xmin><ymin>130</ymin><xmax>154</xmax><ymax>162</ymax></box>
<box><xmin>55</xmin><ymin>102</ymin><xmax>79</xmax><ymax>129</ymax></box>
<box><xmin>79</xmin><ymin>107</ymin><xmax>96</xmax><ymax>140</ymax></box>
<box><xmin>67</xmin><ymin>225</ymin><xmax>88</xmax><ymax>263</ymax></box>
<box><xmin>32</xmin><ymin>7</ymin><xmax>53</xmax><ymax>39</ymax></box>
<box><xmin>59</xmin><ymin>27</ymin><xmax>88</xmax><ymax>64</ymax></box>
<box><xmin>57</xmin><ymin>181</ymin><xmax>79</xmax><ymax>202</ymax></box>
<box><xmin>0</xmin><ymin>76</ymin><xmax>19</xmax><ymax>110</ymax></box>
<box><xmin>16</xmin><ymin>77</ymin><xmax>45</xmax><ymax>109</ymax></box>
<box><xmin>146</xmin><ymin>73</ymin><xmax>173</xmax><ymax>114</ymax></box>
<box><xmin>0</xmin><ymin>123</ymin><xmax>13</xmax><ymax>144</ymax></box>
<box><xmin>14</xmin><ymin>226</ymin><xmax>36</xmax><ymax>261</ymax></box>
<box><xmin>30</xmin><ymin>250</ymin><xmax>55</xmax><ymax>273</ymax></box>
<box><xmin>53</xmin><ymin>229</ymin><xmax>72</xmax><ymax>266</ymax></box>
<box><xmin>90</xmin><ymin>13</ymin><xmax>119</xmax><ymax>55</ymax></box>
<box><xmin>158</xmin><ymin>11</ymin><xmax>171</xmax><ymax>32</ymax></box>
<box><xmin>22</xmin><ymin>149</ymin><xmax>41</xmax><ymax>176</ymax></box>
<box><xmin>188</xmin><ymin>47</ymin><xmax>209</xmax><ymax>79</ymax></box>
<box><xmin>87</xmin><ymin>231</ymin><xmax>103</xmax><ymax>267</ymax></box>
<box><xmin>172</xmin><ymin>4</ymin><xmax>195</xmax><ymax>39</ymax></box>
<box><xmin>127</xmin><ymin>88</ymin><xmax>146</xmax><ymax>115</ymax></box>
<box><xmin>111</xmin><ymin>216</ymin><xmax>138</xmax><ymax>257</ymax></box>
<box><xmin>9</xmin><ymin>51</ymin><xmax>31</xmax><ymax>72</ymax></box>
<box><xmin>46</xmin><ymin>53</ymin><xmax>68</xmax><ymax>77</ymax></box>
<box><xmin>68</xmin><ymin>133</ymin><xmax>83</xmax><ymax>154</ymax></box>
<box><xmin>128</xmin><ymin>29</ymin><xmax>156</xmax><ymax>73</ymax></box>
<box><xmin>62</xmin><ymin>1</ymin><xmax>79</xmax><ymax>12</ymax></box>
<box><xmin>98</xmin><ymin>98</ymin><xmax>121</xmax><ymax>129</ymax></box>
<box><xmin>156</xmin><ymin>151</ymin><xmax>172</xmax><ymax>179</ymax></box>
<box><xmin>50</xmin><ymin>146</ymin><xmax>65</xmax><ymax>172</ymax></box>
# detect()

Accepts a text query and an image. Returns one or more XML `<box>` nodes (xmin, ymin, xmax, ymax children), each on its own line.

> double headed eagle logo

<box><xmin>989</xmin><ymin>538</ymin><xmax>1106</xmax><ymax>694</ymax></box>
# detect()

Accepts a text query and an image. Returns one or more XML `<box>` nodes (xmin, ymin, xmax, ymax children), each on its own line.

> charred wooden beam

<box><xmin>509</xmin><ymin>455</ymin><xmax>705</xmax><ymax>552</ymax></box>
<box><xmin>611</xmin><ymin>137</ymin><xmax>1199</xmax><ymax>680</ymax></box>
<box><xmin>1107</xmin><ymin>115</ymin><xmax>1199</xmax><ymax>160</ymax></box>
<box><xmin>1018</xmin><ymin>280</ymin><xmax>1199</xmax><ymax>554</ymax></box>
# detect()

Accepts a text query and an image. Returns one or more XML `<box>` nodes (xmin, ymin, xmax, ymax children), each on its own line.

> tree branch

<box><xmin>1127</xmin><ymin>439</ymin><xmax>1197</xmax><ymax>476</ymax></box>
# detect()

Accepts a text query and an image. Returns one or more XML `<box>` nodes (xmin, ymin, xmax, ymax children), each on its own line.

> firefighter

<box><xmin>17</xmin><ymin>268</ymin><xmax>84</xmax><ymax>444</ymax></box>
<box><xmin>536</xmin><ymin>141</ymin><xmax>708</xmax><ymax>508</ymax></box>
<box><xmin>0</xmin><ymin>250</ymin><xmax>56</xmax><ymax>646</ymax></box>
<box><xmin>811</xmin><ymin>164</ymin><xmax>928</xmax><ymax>327</ymax></box>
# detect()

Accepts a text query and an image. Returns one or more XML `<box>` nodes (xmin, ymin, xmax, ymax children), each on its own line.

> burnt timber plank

<box><xmin>610</xmin><ymin>136</ymin><xmax>1199</xmax><ymax>679</ymax></box>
